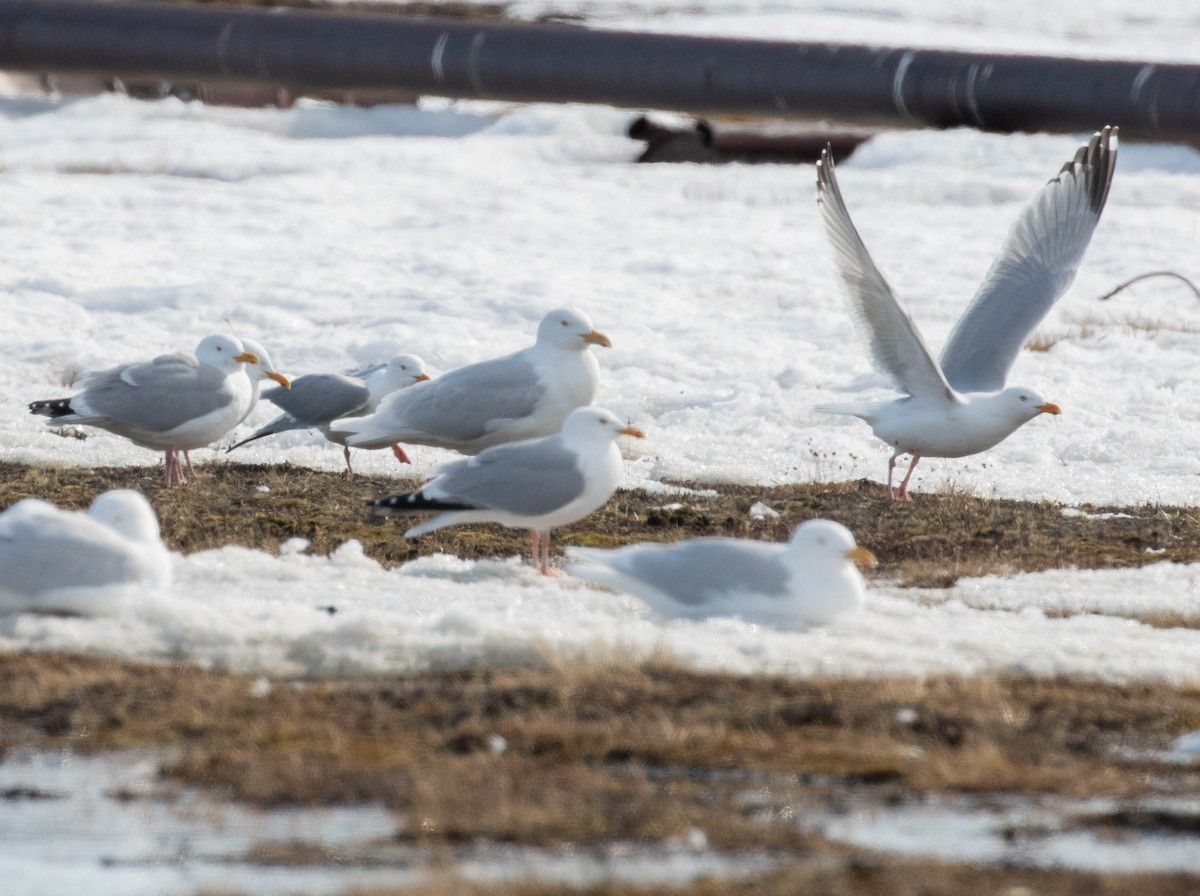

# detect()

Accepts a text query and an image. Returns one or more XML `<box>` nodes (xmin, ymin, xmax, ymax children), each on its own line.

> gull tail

<box><xmin>28</xmin><ymin>398</ymin><xmax>75</xmax><ymax>419</ymax></box>
<box><xmin>813</xmin><ymin>400</ymin><xmax>885</xmax><ymax>421</ymax></box>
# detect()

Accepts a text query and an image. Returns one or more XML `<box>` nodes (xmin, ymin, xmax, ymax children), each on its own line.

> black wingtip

<box><xmin>369</xmin><ymin>491</ymin><xmax>476</xmax><ymax>516</ymax></box>
<box><xmin>28</xmin><ymin>398</ymin><xmax>73</xmax><ymax>418</ymax></box>
<box><xmin>1057</xmin><ymin>126</ymin><xmax>1118</xmax><ymax>216</ymax></box>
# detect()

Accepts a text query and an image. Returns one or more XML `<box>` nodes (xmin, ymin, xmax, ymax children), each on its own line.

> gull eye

<box><xmin>561</xmin><ymin>320</ymin><xmax>569</xmax><ymax>327</ymax></box>
<box><xmin>399</xmin><ymin>365</ymin><xmax>408</xmax><ymax>371</ymax></box>
<box><xmin>1019</xmin><ymin>395</ymin><xmax>1028</xmax><ymax>402</ymax></box>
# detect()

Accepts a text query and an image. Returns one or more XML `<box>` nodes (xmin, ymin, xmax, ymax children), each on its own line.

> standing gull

<box><xmin>330</xmin><ymin>308</ymin><xmax>610</xmax><ymax>456</ymax></box>
<box><xmin>815</xmin><ymin>128</ymin><xmax>1117</xmax><ymax>499</ymax></box>
<box><xmin>370</xmin><ymin>406</ymin><xmax>644</xmax><ymax>575</ymax></box>
<box><xmin>29</xmin><ymin>334</ymin><xmax>288</xmax><ymax>487</ymax></box>
<box><xmin>0</xmin><ymin>489</ymin><xmax>170</xmax><ymax>616</ymax></box>
<box><xmin>229</xmin><ymin>354</ymin><xmax>430</xmax><ymax>473</ymax></box>
<box><xmin>568</xmin><ymin>519</ymin><xmax>874</xmax><ymax>629</ymax></box>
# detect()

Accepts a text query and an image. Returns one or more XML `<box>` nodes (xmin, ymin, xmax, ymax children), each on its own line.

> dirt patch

<box><xmin>3</xmin><ymin>652</ymin><xmax>1200</xmax><ymax>847</ymax></box>
<box><xmin>3</xmin><ymin>461</ymin><xmax>1199</xmax><ymax>592</ymax></box>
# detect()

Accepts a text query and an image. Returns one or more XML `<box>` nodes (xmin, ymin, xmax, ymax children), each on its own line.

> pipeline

<box><xmin>0</xmin><ymin>0</ymin><xmax>1198</xmax><ymax>141</ymax></box>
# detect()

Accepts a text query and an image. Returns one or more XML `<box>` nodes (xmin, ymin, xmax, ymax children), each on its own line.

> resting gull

<box><xmin>29</xmin><ymin>334</ymin><xmax>288</xmax><ymax>487</ymax></box>
<box><xmin>370</xmin><ymin>405</ymin><xmax>643</xmax><ymax>575</ymax></box>
<box><xmin>814</xmin><ymin>127</ymin><xmax>1117</xmax><ymax>499</ymax></box>
<box><xmin>229</xmin><ymin>354</ymin><xmax>430</xmax><ymax>473</ymax></box>
<box><xmin>0</xmin><ymin>489</ymin><xmax>170</xmax><ymax>615</ymax></box>
<box><xmin>568</xmin><ymin>519</ymin><xmax>874</xmax><ymax>628</ymax></box>
<box><xmin>330</xmin><ymin>308</ymin><xmax>610</xmax><ymax>456</ymax></box>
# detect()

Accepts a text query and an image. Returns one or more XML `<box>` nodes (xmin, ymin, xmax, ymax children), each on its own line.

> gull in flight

<box><xmin>815</xmin><ymin>128</ymin><xmax>1117</xmax><ymax>499</ymax></box>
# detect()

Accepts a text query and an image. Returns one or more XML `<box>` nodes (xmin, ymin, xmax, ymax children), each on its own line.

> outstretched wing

<box><xmin>939</xmin><ymin>127</ymin><xmax>1118</xmax><ymax>393</ymax></box>
<box><xmin>816</xmin><ymin>148</ymin><xmax>955</xmax><ymax>403</ymax></box>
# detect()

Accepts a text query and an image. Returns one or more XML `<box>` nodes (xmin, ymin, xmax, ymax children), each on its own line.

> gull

<box><xmin>330</xmin><ymin>308</ymin><xmax>610</xmax><ymax>456</ymax></box>
<box><xmin>29</xmin><ymin>334</ymin><xmax>288</xmax><ymax>487</ymax></box>
<box><xmin>229</xmin><ymin>354</ymin><xmax>431</xmax><ymax>473</ymax></box>
<box><xmin>568</xmin><ymin>519</ymin><xmax>874</xmax><ymax>629</ymax></box>
<box><xmin>0</xmin><ymin>489</ymin><xmax>170</xmax><ymax>615</ymax></box>
<box><xmin>370</xmin><ymin>405</ymin><xmax>644</xmax><ymax>575</ymax></box>
<box><xmin>815</xmin><ymin>127</ymin><xmax>1117</xmax><ymax>499</ymax></box>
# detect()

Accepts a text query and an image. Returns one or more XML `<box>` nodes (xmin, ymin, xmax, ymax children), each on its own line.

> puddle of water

<box><xmin>812</xmin><ymin>792</ymin><xmax>1200</xmax><ymax>873</ymax></box>
<box><xmin>0</xmin><ymin>749</ymin><xmax>778</xmax><ymax>896</ymax></box>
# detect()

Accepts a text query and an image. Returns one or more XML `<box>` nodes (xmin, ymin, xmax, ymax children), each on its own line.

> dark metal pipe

<box><xmin>1</xmin><ymin>0</ymin><xmax>1199</xmax><ymax>141</ymax></box>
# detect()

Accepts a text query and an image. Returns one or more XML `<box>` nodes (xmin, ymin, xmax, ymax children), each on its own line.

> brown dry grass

<box><xmin>3</xmin><ymin>462</ymin><xmax>1198</xmax><ymax>595</ymax></box>
<box><xmin>349</xmin><ymin>862</ymin><xmax>1200</xmax><ymax>896</ymax></box>
<box><xmin>3</xmin><ymin>652</ymin><xmax>1200</xmax><ymax>851</ymax></box>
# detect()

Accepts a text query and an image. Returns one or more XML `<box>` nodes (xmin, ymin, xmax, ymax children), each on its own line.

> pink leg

<box><xmin>164</xmin><ymin>450</ymin><xmax>183</xmax><ymax>487</ymax></box>
<box><xmin>391</xmin><ymin>444</ymin><xmax>411</xmax><ymax>464</ymax></box>
<box><xmin>539</xmin><ymin>529</ymin><xmax>562</xmax><ymax>577</ymax></box>
<box><xmin>183</xmin><ymin>450</ymin><xmax>198</xmax><ymax>479</ymax></box>
<box><xmin>886</xmin><ymin>454</ymin><xmax>900</xmax><ymax>500</ymax></box>
<box><xmin>529</xmin><ymin>530</ymin><xmax>541</xmax><ymax>568</ymax></box>
<box><xmin>343</xmin><ymin>446</ymin><xmax>355</xmax><ymax>476</ymax></box>
<box><xmin>896</xmin><ymin>454</ymin><xmax>922</xmax><ymax>501</ymax></box>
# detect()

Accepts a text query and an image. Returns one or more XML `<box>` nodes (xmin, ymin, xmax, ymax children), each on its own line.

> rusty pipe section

<box><xmin>1</xmin><ymin>0</ymin><xmax>1198</xmax><ymax>141</ymax></box>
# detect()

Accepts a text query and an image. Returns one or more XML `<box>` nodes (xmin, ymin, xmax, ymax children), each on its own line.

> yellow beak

<box><xmin>1037</xmin><ymin>402</ymin><xmax>1062</xmax><ymax>416</ymax></box>
<box><xmin>233</xmin><ymin>351</ymin><xmax>260</xmax><ymax>365</ymax></box>
<box><xmin>845</xmin><ymin>545</ymin><xmax>877</xmax><ymax>569</ymax></box>
<box><xmin>582</xmin><ymin>330</ymin><xmax>612</xmax><ymax>348</ymax></box>
<box><xmin>266</xmin><ymin>371</ymin><xmax>292</xmax><ymax>389</ymax></box>
<box><xmin>618</xmin><ymin>425</ymin><xmax>645</xmax><ymax>439</ymax></box>
<box><xmin>414</xmin><ymin>372</ymin><xmax>432</xmax><ymax>382</ymax></box>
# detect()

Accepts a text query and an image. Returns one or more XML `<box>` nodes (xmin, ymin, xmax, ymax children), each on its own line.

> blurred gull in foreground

<box><xmin>29</xmin><ymin>334</ymin><xmax>289</xmax><ymax>487</ymax></box>
<box><xmin>815</xmin><ymin>127</ymin><xmax>1118</xmax><ymax>499</ymax></box>
<box><xmin>229</xmin><ymin>354</ymin><xmax>430</xmax><ymax>474</ymax></box>
<box><xmin>0</xmin><ymin>489</ymin><xmax>170</xmax><ymax>615</ymax></box>
<box><xmin>330</xmin><ymin>307</ymin><xmax>610</xmax><ymax>456</ymax></box>
<box><xmin>371</xmin><ymin>406</ymin><xmax>643</xmax><ymax>575</ymax></box>
<box><xmin>568</xmin><ymin>519</ymin><xmax>873</xmax><ymax>629</ymax></box>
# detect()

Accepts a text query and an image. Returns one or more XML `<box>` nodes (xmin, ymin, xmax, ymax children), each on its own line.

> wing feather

<box><xmin>939</xmin><ymin>127</ymin><xmax>1118</xmax><ymax>393</ymax></box>
<box><xmin>816</xmin><ymin>148</ymin><xmax>955</xmax><ymax>403</ymax></box>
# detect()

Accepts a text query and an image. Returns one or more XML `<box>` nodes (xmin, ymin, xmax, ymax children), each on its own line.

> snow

<box><xmin>2</xmin><ymin>0</ymin><xmax>1200</xmax><ymax>684</ymax></box>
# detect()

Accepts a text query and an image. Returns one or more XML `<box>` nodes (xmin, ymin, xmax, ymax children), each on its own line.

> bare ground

<box><xmin>4</xmin><ymin>460</ymin><xmax>1200</xmax><ymax>892</ymax></box>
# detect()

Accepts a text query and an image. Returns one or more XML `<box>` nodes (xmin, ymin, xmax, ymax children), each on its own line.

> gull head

<box><xmin>366</xmin><ymin>354</ymin><xmax>431</xmax><ymax>403</ymax></box>
<box><xmin>538</xmin><ymin>307</ymin><xmax>611</xmax><ymax>351</ymax></box>
<box><xmin>239</xmin><ymin>337</ymin><xmax>291</xmax><ymax>389</ymax></box>
<box><xmin>87</xmin><ymin>489</ymin><xmax>162</xmax><ymax>544</ymax></box>
<box><xmin>789</xmin><ymin>519</ymin><xmax>876</xmax><ymax>570</ymax></box>
<box><xmin>196</xmin><ymin>334</ymin><xmax>258</xmax><ymax>373</ymax></box>
<box><xmin>995</xmin><ymin>386</ymin><xmax>1061</xmax><ymax>422</ymax></box>
<box><xmin>560</xmin><ymin>405</ymin><xmax>645</xmax><ymax>446</ymax></box>
<box><xmin>380</xmin><ymin>353</ymin><xmax>431</xmax><ymax>389</ymax></box>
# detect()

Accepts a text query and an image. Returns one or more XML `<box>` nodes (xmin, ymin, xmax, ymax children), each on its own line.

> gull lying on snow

<box><xmin>568</xmin><ymin>519</ymin><xmax>874</xmax><ymax>629</ymax></box>
<box><xmin>330</xmin><ymin>308</ymin><xmax>610</xmax><ymax>456</ymax></box>
<box><xmin>371</xmin><ymin>406</ymin><xmax>644</xmax><ymax>575</ymax></box>
<box><xmin>815</xmin><ymin>127</ymin><xmax>1118</xmax><ymax>499</ymax></box>
<box><xmin>0</xmin><ymin>489</ymin><xmax>170</xmax><ymax>616</ymax></box>
<box><xmin>229</xmin><ymin>354</ymin><xmax>430</xmax><ymax>473</ymax></box>
<box><xmin>29</xmin><ymin>334</ymin><xmax>290</xmax><ymax>487</ymax></box>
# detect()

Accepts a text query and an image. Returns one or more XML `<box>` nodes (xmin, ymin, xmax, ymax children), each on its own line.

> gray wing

<box><xmin>344</xmin><ymin>362</ymin><xmax>385</xmax><ymax>379</ymax></box>
<box><xmin>427</xmin><ymin>436</ymin><xmax>585</xmax><ymax>516</ymax></box>
<box><xmin>619</xmin><ymin>540</ymin><xmax>789</xmax><ymax>605</ymax></box>
<box><xmin>939</xmin><ymin>127</ymin><xmax>1118</xmax><ymax>393</ymax></box>
<box><xmin>264</xmin><ymin>373</ymin><xmax>370</xmax><ymax>425</ymax></box>
<box><xmin>74</xmin><ymin>354</ymin><xmax>234</xmax><ymax>432</ymax></box>
<box><xmin>379</xmin><ymin>353</ymin><xmax>542</xmax><ymax>443</ymax></box>
<box><xmin>816</xmin><ymin>148</ymin><xmax>955</xmax><ymax>403</ymax></box>
<box><xmin>0</xmin><ymin>503</ymin><xmax>142</xmax><ymax>600</ymax></box>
